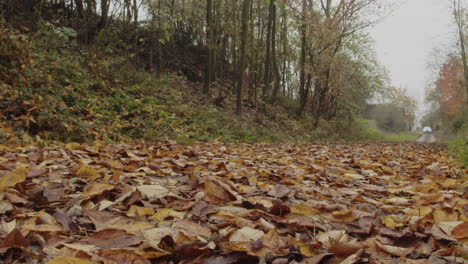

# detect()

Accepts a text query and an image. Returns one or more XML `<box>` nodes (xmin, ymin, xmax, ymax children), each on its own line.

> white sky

<box><xmin>368</xmin><ymin>0</ymin><xmax>458</xmax><ymax>116</ymax></box>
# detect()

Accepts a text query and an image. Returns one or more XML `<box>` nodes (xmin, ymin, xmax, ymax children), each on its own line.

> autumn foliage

<box><xmin>435</xmin><ymin>57</ymin><xmax>467</xmax><ymax>119</ymax></box>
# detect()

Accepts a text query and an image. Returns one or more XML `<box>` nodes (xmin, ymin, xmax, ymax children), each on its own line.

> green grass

<box><xmin>350</xmin><ymin>119</ymin><xmax>418</xmax><ymax>142</ymax></box>
<box><xmin>448</xmin><ymin>135</ymin><xmax>468</xmax><ymax>167</ymax></box>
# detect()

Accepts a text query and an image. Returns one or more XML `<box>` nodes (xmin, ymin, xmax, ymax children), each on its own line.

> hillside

<box><xmin>0</xmin><ymin>20</ymin><xmax>405</xmax><ymax>145</ymax></box>
<box><xmin>1</xmin><ymin>0</ymin><xmax>422</xmax><ymax>145</ymax></box>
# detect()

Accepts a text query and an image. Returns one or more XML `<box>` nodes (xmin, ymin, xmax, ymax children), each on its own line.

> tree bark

<box><xmin>270</xmin><ymin>0</ymin><xmax>281</xmax><ymax>102</ymax></box>
<box><xmin>262</xmin><ymin>0</ymin><xmax>274</xmax><ymax>101</ymax></box>
<box><xmin>297</xmin><ymin>0</ymin><xmax>308</xmax><ymax>116</ymax></box>
<box><xmin>237</xmin><ymin>0</ymin><xmax>251</xmax><ymax>115</ymax></box>
<box><xmin>75</xmin><ymin>0</ymin><xmax>84</xmax><ymax>17</ymax></box>
<box><xmin>133</xmin><ymin>0</ymin><xmax>138</xmax><ymax>24</ymax></box>
<box><xmin>452</xmin><ymin>0</ymin><xmax>468</xmax><ymax>104</ymax></box>
<box><xmin>204</xmin><ymin>0</ymin><xmax>214</xmax><ymax>94</ymax></box>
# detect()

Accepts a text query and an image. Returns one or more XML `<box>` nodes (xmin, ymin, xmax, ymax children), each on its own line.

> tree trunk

<box><xmin>204</xmin><ymin>0</ymin><xmax>214</xmax><ymax>94</ymax></box>
<box><xmin>453</xmin><ymin>0</ymin><xmax>468</xmax><ymax>104</ymax></box>
<box><xmin>75</xmin><ymin>0</ymin><xmax>84</xmax><ymax>17</ymax></box>
<box><xmin>237</xmin><ymin>0</ymin><xmax>251</xmax><ymax>115</ymax></box>
<box><xmin>270</xmin><ymin>0</ymin><xmax>281</xmax><ymax>102</ymax></box>
<box><xmin>297</xmin><ymin>0</ymin><xmax>307</xmax><ymax>116</ymax></box>
<box><xmin>262</xmin><ymin>0</ymin><xmax>274</xmax><ymax>101</ymax></box>
<box><xmin>133</xmin><ymin>0</ymin><xmax>138</xmax><ymax>24</ymax></box>
<box><xmin>97</xmin><ymin>0</ymin><xmax>109</xmax><ymax>30</ymax></box>
<box><xmin>281</xmin><ymin>6</ymin><xmax>287</xmax><ymax>96</ymax></box>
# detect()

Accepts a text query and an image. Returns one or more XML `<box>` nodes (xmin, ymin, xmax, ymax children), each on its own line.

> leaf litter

<box><xmin>0</xmin><ymin>142</ymin><xmax>466</xmax><ymax>263</ymax></box>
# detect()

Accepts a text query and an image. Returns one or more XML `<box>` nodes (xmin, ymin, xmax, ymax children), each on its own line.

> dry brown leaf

<box><xmin>229</xmin><ymin>227</ymin><xmax>264</xmax><ymax>242</ymax></box>
<box><xmin>100</xmin><ymin>249</ymin><xmax>151</xmax><ymax>264</ymax></box>
<box><xmin>375</xmin><ymin>241</ymin><xmax>414</xmax><ymax>257</ymax></box>
<box><xmin>451</xmin><ymin>222</ymin><xmax>468</xmax><ymax>239</ymax></box>
<box><xmin>81</xmin><ymin>183</ymin><xmax>115</xmax><ymax>198</ymax></box>
<box><xmin>136</xmin><ymin>185</ymin><xmax>169</xmax><ymax>200</ymax></box>
<box><xmin>81</xmin><ymin>229</ymin><xmax>143</xmax><ymax>249</ymax></box>
<box><xmin>0</xmin><ymin>228</ymin><xmax>29</xmax><ymax>248</ymax></box>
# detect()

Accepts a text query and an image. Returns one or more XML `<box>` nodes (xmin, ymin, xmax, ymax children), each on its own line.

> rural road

<box><xmin>417</xmin><ymin>133</ymin><xmax>436</xmax><ymax>143</ymax></box>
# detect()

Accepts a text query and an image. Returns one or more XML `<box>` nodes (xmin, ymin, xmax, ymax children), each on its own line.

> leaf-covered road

<box><xmin>0</xmin><ymin>142</ymin><xmax>466</xmax><ymax>264</ymax></box>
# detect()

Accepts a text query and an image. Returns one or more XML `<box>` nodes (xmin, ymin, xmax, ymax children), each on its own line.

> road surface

<box><xmin>417</xmin><ymin>133</ymin><xmax>436</xmax><ymax>143</ymax></box>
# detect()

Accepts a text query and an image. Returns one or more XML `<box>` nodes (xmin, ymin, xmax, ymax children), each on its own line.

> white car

<box><xmin>422</xmin><ymin>127</ymin><xmax>432</xmax><ymax>134</ymax></box>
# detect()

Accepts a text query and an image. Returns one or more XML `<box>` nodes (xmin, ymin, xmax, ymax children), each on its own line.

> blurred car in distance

<box><xmin>422</xmin><ymin>127</ymin><xmax>432</xmax><ymax>134</ymax></box>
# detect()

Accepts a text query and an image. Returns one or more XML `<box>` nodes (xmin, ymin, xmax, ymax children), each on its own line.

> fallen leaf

<box><xmin>0</xmin><ymin>228</ymin><xmax>29</xmax><ymax>248</ymax></box>
<box><xmin>46</xmin><ymin>257</ymin><xmax>98</xmax><ymax>264</ymax></box>
<box><xmin>382</xmin><ymin>215</ymin><xmax>405</xmax><ymax>228</ymax></box>
<box><xmin>81</xmin><ymin>183</ymin><xmax>115</xmax><ymax>198</ymax></box>
<box><xmin>99</xmin><ymin>249</ymin><xmax>151</xmax><ymax>264</ymax></box>
<box><xmin>143</xmin><ymin>227</ymin><xmax>177</xmax><ymax>251</ymax></box>
<box><xmin>204</xmin><ymin>178</ymin><xmax>236</xmax><ymax>205</ymax></box>
<box><xmin>229</xmin><ymin>227</ymin><xmax>264</xmax><ymax>242</ymax></box>
<box><xmin>0</xmin><ymin>167</ymin><xmax>29</xmax><ymax>190</ymax></box>
<box><xmin>432</xmin><ymin>208</ymin><xmax>458</xmax><ymax>223</ymax></box>
<box><xmin>81</xmin><ymin>229</ymin><xmax>143</xmax><ymax>249</ymax></box>
<box><xmin>76</xmin><ymin>165</ymin><xmax>101</xmax><ymax>181</ymax></box>
<box><xmin>451</xmin><ymin>222</ymin><xmax>468</xmax><ymax>239</ymax></box>
<box><xmin>375</xmin><ymin>241</ymin><xmax>413</xmax><ymax>257</ymax></box>
<box><xmin>137</xmin><ymin>185</ymin><xmax>169</xmax><ymax>200</ymax></box>
<box><xmin>127</xmin><ymin>205</ymin><xmax>154</xmax><ymax>217</ymax></box>
<box><xmin>152</xmin><ymin>208</ymin><xmax>185</xmax><ymax>221</ymax></box>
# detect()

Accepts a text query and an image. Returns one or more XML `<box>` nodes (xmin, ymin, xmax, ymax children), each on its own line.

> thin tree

<box><xmin>237</xmin><ymin>0</ymin><xmax>251</xmax><ymax>114</ymax></box>
<box><xmin>297</xmin><ymin>0</ymin><xmax>308</xmax><ymax>116</ymax></box>
<box><xmin>263</xmin><ymin>0</ymin><xmax>274</xmax><ymax>101</ymax></box>
<box><xmin>204</xmin><ymin>0</ymin><xmax>214</xmax><ymax>94</ymax></box>
<box><xmin>451</xmin><ymin>0</ymin><xmax>468</xmax><ymax>103</ymax></box>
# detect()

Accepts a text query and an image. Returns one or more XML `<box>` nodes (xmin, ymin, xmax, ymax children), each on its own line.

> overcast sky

<box><xmin>367</xmin><ymin>0</ymin><xmax>458</xmax><ymax>116</ymax></box>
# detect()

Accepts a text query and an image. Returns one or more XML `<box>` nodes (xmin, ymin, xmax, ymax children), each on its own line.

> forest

<box><xmin>0</xmin><ymin>0</ymin><xmax>428</xmax><ymax>144</ymax></box>
<box><xmin>0</xmin><ymin>0</ymin><xmax>467</xmax><ymax>264</ymax></box>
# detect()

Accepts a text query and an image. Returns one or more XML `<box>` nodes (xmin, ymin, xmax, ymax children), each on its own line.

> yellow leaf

<box><xmin>0</xmin><ymin>167</ymin><xmax>29</xmax><ymax>190</ymax></box>
<box><xmin>382</xmin><ymin>215</ymin><xmax>405</xmax><ymax>228</ymax></box>
<box><xmin>406</xmin><ymin>206</ymin><xmax>433</xmax><ymax>217</ymax></box>
<box><xmin>433</xmin><ymin>208</ymin><xmax>458</xmax><ymax>223</ymax></box>
<box><xmin>151</xmin><ymin>208</ymin><xmax>185</xmax><ymax>221</ymax></box>
<box><xmin>441</xmin><ymin>178</ymin><xmax>459</xmax><ymax>189</ymax></box>
<box><xmin>134</xmin><ymin>249</ymin><xmax>171</xmax><ymax>259</ymax></box>
<box><xmin>300</xmin><ymin>245</ymin><xmax>316</xmax><ymax>257</ymax></box>
<box><xmin>81</xmin><ymin>183</ymin><xmax>115</xmax><ymax>198</ymax></box>
<box><xmin>76</xmin><ymin>165</ymin><xmax>101</xmax><ymax>181</ymax></box>
<box><xmin>127</xmin><ymin>205</ymin><xmax>154</xmax><ymax>217</ymax></box>
<box><xmin>332</xmin><ymin>207</ymin><xmax>355</xmax><ymax>221</ymax></box>
<box><xmin>46</xmin><ymin>256</ymin><xmax>98</xmax><ymax>264</ymax></box>
<box><xmin>65</xmin><ymin>142</ymin><xmax>82</xmax><ymax>150</ymax></box>
<box><xmin>290</xmin><ymin>204</ymin><xmax>319</xmax><ymax>217</ymax></box>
